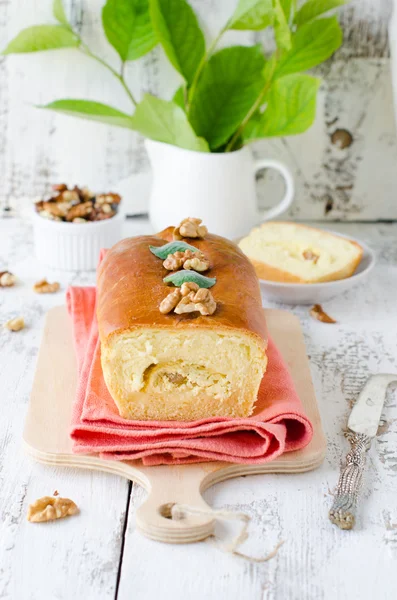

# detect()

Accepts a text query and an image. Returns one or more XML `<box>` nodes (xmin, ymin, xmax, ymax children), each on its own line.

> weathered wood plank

<box><xmin>0</xmin><ymin>1</ymin><xmax>396</xmax><ymax>219</ymax></box>
<box><xmin>0</xmin><ymin>217</ymin><xmax>130</xmax><ymax>599</ymax></box>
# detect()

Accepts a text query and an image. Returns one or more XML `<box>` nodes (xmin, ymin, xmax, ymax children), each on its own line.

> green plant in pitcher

<box><xmin>3</xmin><ymin>0</ymin><xmax>346</xmax><ymax>152</ymax></box>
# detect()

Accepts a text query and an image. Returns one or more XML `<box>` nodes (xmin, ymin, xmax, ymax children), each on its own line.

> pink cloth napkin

<box><xmin>67</xmin><ymin>286</ymin><xmax>313</xmax><ymax>466</ymax></box>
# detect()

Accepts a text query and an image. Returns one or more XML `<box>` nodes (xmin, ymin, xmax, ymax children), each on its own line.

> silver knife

<box><xmin>329</xmin><ymin>373</ymin><xmax>397</xmax><ymax>530</ymax></box>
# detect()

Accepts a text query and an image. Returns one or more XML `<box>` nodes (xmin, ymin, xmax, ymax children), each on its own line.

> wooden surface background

<box><xmin>0</xmin><ymin>0</ymin><xmax>396</xmax><ymax>220</ymax></box>
<box><xmin>0</xmin><ymin>216</ymin><xmax>396</xmax><ymax>600</ymax></box>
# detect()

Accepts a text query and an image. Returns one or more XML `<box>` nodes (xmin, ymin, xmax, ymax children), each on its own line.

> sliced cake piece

<box><xmin>239</xmin><ymin>222</ymin><xmax>363</xmax><ymax>284</ymax></box>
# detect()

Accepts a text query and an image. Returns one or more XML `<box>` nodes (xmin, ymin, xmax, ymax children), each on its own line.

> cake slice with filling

<box><xmin>239</xmin><ymin>222</ymin><xmax>363</xmax><ymax>284</ymax></box>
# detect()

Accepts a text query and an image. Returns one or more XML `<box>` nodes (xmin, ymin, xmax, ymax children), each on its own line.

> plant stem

<box><xmin>79</xmin><ymin>42</ymin><xmax>137</xmax><ymax>108</ymax></box>
<box><xmin>187</xmin><ymin>26</ymin><xmax>226</xmax><ymax>111</ymax></box>
<box><xmin>224</xmin><ymin>58</ymin><xmax>277</xmax><ymax>152</ymax></box>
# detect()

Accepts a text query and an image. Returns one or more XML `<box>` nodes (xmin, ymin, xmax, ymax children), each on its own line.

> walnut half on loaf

<box><xmin>96</xmin><ymin>225</ymin><xmax>267</xmax><ymax>421</ymax></box>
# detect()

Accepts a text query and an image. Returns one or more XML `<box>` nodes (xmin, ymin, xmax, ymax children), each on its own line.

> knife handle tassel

<box><xmin>329</xmin><ymin>432</ymin><xmax>372</xmax><ymax>530</ymax></box>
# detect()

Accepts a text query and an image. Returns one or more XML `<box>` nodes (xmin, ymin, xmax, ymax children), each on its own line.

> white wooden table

<box><xmin>0</xmin><ymin>216</ymin><xmax>396</xmax><ymax>600</ymax></box>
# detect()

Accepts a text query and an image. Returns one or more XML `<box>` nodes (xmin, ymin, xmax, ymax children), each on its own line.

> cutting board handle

<box><xmin>133</xmin><ymin>464</ymin><xmax>215</xmax><ymax>543</ymax></box>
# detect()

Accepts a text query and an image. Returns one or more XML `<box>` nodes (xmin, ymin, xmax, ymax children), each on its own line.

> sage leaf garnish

<box><xmin>163</xmin><ymin>271</ymin><xmax>216</xmax><ymax>288</ymax></box>
<box><xmin>150</xmin><ymin>240</ymin><xmax>199</xmax><ymax>259</ymax></box>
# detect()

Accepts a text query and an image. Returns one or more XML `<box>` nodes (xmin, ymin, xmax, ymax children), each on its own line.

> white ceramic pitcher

<box><xmin>145</xmin><ymin>140</ymin><xmax>294</xmax><ymax>239</ymax></box>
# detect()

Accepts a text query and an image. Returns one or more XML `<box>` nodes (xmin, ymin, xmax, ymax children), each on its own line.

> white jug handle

<box><xmin>253</xmin><ymin>159</ymin><xmax>294</xmax><ymax>222</ymax></box>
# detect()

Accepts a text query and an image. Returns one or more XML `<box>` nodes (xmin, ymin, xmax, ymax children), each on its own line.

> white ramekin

<box><xmin>32</xmin><ymin>210</ymin><xmax>124</xmax><ymax>271</ymax></box>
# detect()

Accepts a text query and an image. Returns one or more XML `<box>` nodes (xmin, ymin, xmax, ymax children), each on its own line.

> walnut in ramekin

<box><xmin>34</xmin><ymin>184</ymin><xmax>121</xmax><ymax>223</ymax></box>
<box><xmin>32</xmin><ymin>184</ymin><xmax>124</xmax><ymax>270</ymax></box>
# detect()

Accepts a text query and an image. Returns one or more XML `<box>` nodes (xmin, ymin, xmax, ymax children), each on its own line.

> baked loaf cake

<box><xmin>239</xmin><ymin>222</ymin><xmax>363</xmax><ymax>284</ymax></box>
<box><xmin>97</xmin><ymin>220</ymin><xmax>267</xmax><ymax>421</ymax></box>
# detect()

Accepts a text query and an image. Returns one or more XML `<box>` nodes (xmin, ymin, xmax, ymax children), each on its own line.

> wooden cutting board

<box><xmin>24</xmin><ymin>306</ymin><xmax>326</xmax><ymax>544</ymax></box>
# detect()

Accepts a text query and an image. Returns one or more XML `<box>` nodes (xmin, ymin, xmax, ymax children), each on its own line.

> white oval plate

<box><xmin>259</xmin><ymin>231</ymin><xmax>376</xmax><ymax>305</ymax></box>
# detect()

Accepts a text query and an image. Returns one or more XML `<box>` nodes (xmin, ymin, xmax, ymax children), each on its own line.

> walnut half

<box><xmin>159</xmin><ymin>288</ymin><xmax>182</xmax><ymax>314</ymax></box>
<box><xmin>173</xmin><ymin>217</ymin><xmax>208</xmax><ymax>240</ymax></box>
<box><xmin>33</xmin><ymin>279</ymin><xmax>60</xmax><ymax>294</ymax></box>
<box><xmin>310</xmin><ymin>304</ymin><xmax>336</xmax><ymax>324</ymax></box>
<box><xmin>303</xmin><ymin>249</ymin><xmax>319</xmax><ymax>264</ymax></box>
<box><xmin>4</xmin><ymin>316</ymin><xmax>25</xmax><ymax>332</ymax></box>
<box><xmin>0</xmin><ymin>271</ymin><xmax>16</xmax><ymax>287</ymax></box>
<box><xmin>27</xmin><ymin>496</ymin><xmax>79</xmax><ymax>523</ymax></box>
<box><xmin>174</xmin><ymin>287</ymin><xmax>216</xmax><ymax>316</ymax></box>
<box><xmin>163</xmin><ymin>249</ymin><xmax>210</xmax><ymax>272</ymax></box>
<box><xmin>160</xmin><ymin>283</ymin><xmax>216</xmax><ymax>316</ymax></box>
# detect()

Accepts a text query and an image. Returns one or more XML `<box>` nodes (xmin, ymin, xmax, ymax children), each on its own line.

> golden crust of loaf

<box><xmin>97</xmin><ymin>227</ymin><xmax>267</xmax><ymax>346</ymax></box>
<box><xmin>239</xmin><ymin>222</ymin><xmax>363</xmax><ymax>284</ymax></box>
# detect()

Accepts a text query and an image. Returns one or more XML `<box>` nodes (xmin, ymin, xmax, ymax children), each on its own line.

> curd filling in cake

<box><xmin>97</xmin><ymin>218</ymin><xmax>268</xmax><ymax>421</ymax></box>
<box><xmin>101</xmin><ymin>329</ymin><xmax>267</xmax><ymax>420</ymax></box>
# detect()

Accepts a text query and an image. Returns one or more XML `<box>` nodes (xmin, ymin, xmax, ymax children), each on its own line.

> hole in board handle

<box><xmin>159</xmin><ymin>502</ymin><xmax>177</xmax><ymax>520</ymax></box>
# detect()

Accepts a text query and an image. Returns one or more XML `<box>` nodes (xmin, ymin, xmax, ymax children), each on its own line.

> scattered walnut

<box><xmin>4</xmin><ymin>316</ymin><xmax>24</xmax><ymax>331</ymax></box>
<box><xmin>33</xmin><ymin>279</ymin><xmax>60</xmax><ymax>294</ymax></box>
<box><xmin>42</xmin><ymin>201</ymin><xmax>70</xmax><ymax>219</ymax></box>
<box><xmin>173</xmin><ymin>217</ymin><xmax>208</xmax><ymax>240</ymax></box>
<box><xmin>52</xmin><ymin>183</ymin><xmax>67</xmax><ymax>192</ymax></box>
<box><xmin>62</xmin><ymin>190</ymin><xmax>80</xmax><ymax>203</ymax></box>
<box><xmin>175</xmin><ymin>287</ymin><xmax>216</xmax><ymax>316</ymax></box>
<box><xmin>27</xmin><ymin>496</ymin><xmax>79</xmax><ymax>523</ymax></box>
<box><xmin>303</xmin><ymin>250</ymin><xmax>319</xmax><ymax>264</ymax></box>
<box><xmin>96</xmin><ymin>193</ymin><xmax>121</xmax><ymax>206</ymax></box>
<box><xmin>65</xmin><ymin>201</ymin><xmax>93</xmax><ymax>221</ymax></box>
<box><xmin>159</xmin><ymin>289</ymin><xmax>182</xmax><ymax>314</ymax></box>
<box><xmin>310</xmin><ymin>304</ymin><xmax>336</xmax><ymax>324</ymax></box>
<box><xmin>35</xmin><ymin>186</ymin><xmax>121</xmax><ymax>223</ymax></box>
<box><xmin>163</xmin><ymin>250</ymin><xmax>209</xmax><ymax>272</ymax></box>
<box><xmin>0</xmin><ymin>271</ymin><xmax>16</xmax><ymax>287</ymax></box>
<box><xmin>53</xmin><ymin>490</ymin><xmax>59</xmax><ymax>496</ymax></box>
<box><xmin>94</xmin><ymin>208</ymin><xmax>116</xmax><ymax>220</ymax></box>
<box><xmin>39</xmin><ymin>209</ymin><xmax>62</xmax><ymax>221</ymax></box>
<box><xmin>80</xmin><ymin>187</ymin><xmax>93</xmax><ymax>201</ymax></box>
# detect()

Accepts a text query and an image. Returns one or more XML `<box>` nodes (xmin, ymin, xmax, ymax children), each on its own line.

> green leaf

<box><xmin>131</xmin><ymin>93</ymin><xmax>209</xmax><ymax>151</ymax></box>
<box><xmin>127</xmin><ymin>0</ymin><xmax>158</xmax><ymax>60</ymax></box>
<box><xmin>189</xmin><ymin>45</ymin><xmax>266</xmax><ymax>150</ymax></box>
<box><xmin>172</xmin><ymin>86</ymin><xmax>186</xmax><ymax>111</ymax></box>
<box><xmin>244</xmin><ymin>74</ymin><xmax>320</xmax><ymax>140</ymax></box>
<box><xmin>276</xmin><ymin>17</ymin><xmax>342</xmax><ymax>77</ymax></box>
<box><xmin>53</xmin><ymin>0</ymin><xmax>69</xmax><ymax>26</ymax></box>
<box><xmin>228</xmin><ymin>0</ymin><xmax>273</xmax><ymax>31</ymax></box>
<box><xmin>280</xmin><ymin>0</ymin><xmax>293</xmax><ymax>21</ymax></box>
<box><xmin>2</xmin><ymin>25</ymin><xmax>79</xmax><ymax>54</ymax></box>
<box><xmin>272</xmin><ymin>0</ymin><xmax>292</xmax><ymax>51</ymax></box>
<box><xmin>164</xmin><ymin>271</ymin><xmax>216</xmax><ymax>288</ymax></box>
<box><xmin>149</xmin><ymin>0</ymin><xmax>205</xmax><ymax>85</ymax></box>
<box><xmin>150</xmin><ymin>241</ymin><xmax>199</xmax><ymax>258</ymax></box>
<box><xmin>294</xmin><ymin>0</ymin><xmax>345</xmax><ymax>26</ymax></box>
<box><xmin>102</xmin><ymin>0</ymin><xmax>157</xmax><ymax>62</ymax></box>
<box><xmin>39</xmin><ymin>99</ymin><xmax>136</xmax><ymax>129</ymax></box>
